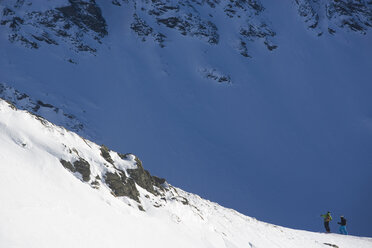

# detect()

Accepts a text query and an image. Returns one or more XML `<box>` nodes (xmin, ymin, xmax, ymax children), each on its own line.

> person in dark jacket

<box><xmin>321</xmin><ymin>211</ymin><xmax>332</xmax><ymax>233</ymax></box>
<box><xmin>338</xmin><ymin>216</ymin><xmax>348</xmax><ymax>235</ymax></box>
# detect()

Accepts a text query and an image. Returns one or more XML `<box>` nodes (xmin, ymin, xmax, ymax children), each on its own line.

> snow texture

<box><xmin>0</xmin><ymin>0</ymin><xmax>372</xmax><ymax>237</ymax></box>
<box><xmin>1</xmin><ymin>99</ymin><xmax>372</xmax><ymax>248</ymax></box>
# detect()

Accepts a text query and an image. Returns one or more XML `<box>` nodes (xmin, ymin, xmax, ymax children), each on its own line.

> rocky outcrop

<box><xmin>60</xmin><ymin>158</ymin><xmax>91</xmax><ymax>182</ymax></box>
<box><xmin>130</xmin><ymin>13</ymin><xmax>166</xmax><ymax>47</ymax></box>
<box><xmin>0</xmin><ymin>83</ymin><xmax>85</xmax><ymax>134</ymax></box>
<box><xmin>156</xmin><ymin>15</ymin><xmax>219</xmax><ymax>45</ymax></box>
<box><xmin>117</xmin><ymin>0</ymin><xmax>275</xmax><ymax>57</ymax></box>
<box><xmin>200</xmin><ymin>68</ymin><xmax>232</xmax><ymax>84</ymax></box>
<box><xmin>327</xmin><ymin>0</ymin><xmax>372</xmax><ymax>34</ymax></box>
<box><xmin>295</xmin><ymin>0</ymin><xmax>372</xmax><ymax>35</ymax></box>
<box><xmin>56</xmin><ymin>0</ymin><xmax>107</xmax><ymax>37</ymax></box>
<box><xmin>239</xmin><ymin>22</ymin><xmax>277</xmax><ymax>56</ymax></box>
<box><xmin>0</xmin><ymin>0</ymin><xmax>276</xmax><ymax>57</ymax></box>
<box><xmin>104</xmin><ymin>171</ymin><xmax>140</xmax><ymax>202</ymax></box>
<box><xmin>100</xmin><ymin>145</ymin><xmax>114</xmax><ymax>164</ymax></box>
<box><xmin>0</xmin><ymin>0</ymin><xmax>108</xmax><ymax>53</ymax></box>
<box><xmin>60</xmin><ymin>145</ymin><xmax>168</xmax><ymax>206</ymax></box>
<box><xmin>126</xmin><ymin>156</ymin><xmax>166</xmax><ymax>195</ymax></box>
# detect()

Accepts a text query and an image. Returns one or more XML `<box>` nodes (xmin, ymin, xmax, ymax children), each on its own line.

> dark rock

<box><xmin>112</xmin><ymin>0</ymin><xmax>121</xmax><ymax>6</ymax></box>
<box><xmin>76</xmin><ymin>44</ymin><xmax>96</xmax><ymax>53</ymax></box>
<box><xmin>118</xmin><ymin>153</ymin><xmax>131</xmax><ymax>159</ymax></box>
<box><xmin>68</xmin><ymin>58</ymin><xmax>77</xmax><ymax>64</ymax></box>
<box><xmin>264</xmin><ymin>40</ymin><xmax>278</xmax><ymax>51</ymax></box>
<box><xmin>60</xmin><ymin>158</ymin><xmax>92</xmax><ymax>183</ymax></box>
<box><xmin>172</xmin><ymin>196</ymin><xmax>189</xmax><ymax>205</ymax></box>
<box><xmin>60</xmin><ymin>159</ymin><xmax>75</xmax><ymax>172</ymax></box>
<box><xmin>73</xmin><ymin>158</ymin><xmax>91</xmax><ymax>182</ymax></box>
<box><xmin>131</xmin><ymin>14</ymin><xmax>154</xmax><ymax>42</ymax></box>
<box><xmin>224</xmin><ymin>0</ymin><xmax>264</xmax><ymax>18</ymax></box>
<box><xmin>9</xmin><ymin>34</ymin><xmax>38</xmax><ymax>49</ymax></box>
<box><xmin>3</xmin><ymin>8</ymin><xmax>15</xmax><ymax>16</ymax></box>
<box><xmin>127</xmin><ymin>157</ymin><xmax>166</xmax><ymax>195</ymax></box>
<box><xmin>154</xmin><ymin>33</ymin><xmax>166</xmax><ymax>47</ymax></box>
<box><xmin>1</xmin><ymin>0</ymin><xmax>107</xmax><ymax>53</ymax></box>
<box><xmin>203</xmin><ymin>69</ymin><xmax>232</xmax><ymax>84</ymax></box>
<box><xmin>296</xmin><ymin>0</ymin><xmax>372</xmax><ymax>34</ymax></box>
<box><xmin>138</xmin><ymin>205</ymin><xmax>145</xmax><ymax>211</ymax></box>
<box><xmin>328</xmin><ymin>28</ymin><xmax>336</xmax><ymax>34</ymax></box>
<box><xmin>100</xmin><ymin>145</ymin><xmax>114</xmax><ymax>164</ymax></box>
<box><xmin>239</xmin><ymin>40</ymin><xmax>251</xmax><ymax>58</ymax></box>
<box><xmin>56</xmin><ymin>0</ymin><xmax>108</xmax><ymax>37</ymax></box>
<box><xmin>156</xmin><ymin>14</ymin><xmax>219</xmax><ymax>45</ymax></box>
<box><xmin>152</xmin><ymin>176</ymin><xmax>166</xmax><ymax>185</ymax></box>
<box><xmin>240</xmin><ymin>24</ymin><xmax>276</xmax><ymax>40</ymax></box>
<box><xmin>4</xmin><ymin>100</ymin><xmax>17</xmax><ymax>110</ymax></box>
<box><xmin>31</xmin><ymin>33</ymin><xmax>58</xmax><ymax>45</ymax></box>
<box><xmin>105</xmin><ymin>171</ymin><xmax>140</xmax><ymax>202</ymax></box>
<box><xmin>324</xmin><ymin>243</ymin><xmax>339</xmax><ymax>248</ymax></box>
<box><xmin>91</xmin><ymin>180</ymin><xmax>100</xmax><ymax>189</ymax></box>
<box><xmin>16</xmin><ymin>93</ymin><xmax>28</xmax><ymax>100</ymax></box>
<box><xmin>34</xmin><ymin>115</ymin><xmax>49</xmax><ymax>126</ymax></box>
<box><xmin>36</xmin><ymin>100</ymin><xmax>54</xmax><ymax>108</ymax></box>
<box><xmin>32</xmin><ymin>104</ymin><xmax>40</xmax><ymax>112</ymax></box>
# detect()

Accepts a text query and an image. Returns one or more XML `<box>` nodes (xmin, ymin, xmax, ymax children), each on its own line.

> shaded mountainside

<box><xmin>0</xmin><ymin>0</ymin><xmax>276</xmax><ymax>57</ymax></box>
<box><xmin>0</xmin><ymin>0</ymin><xmax>371</xmax><ymax>57</ymax></box>
<box><xmin>295</xmin><ymin>0</ymin><xmax>372</xmax><ymax>35</ymax></box>
<box><xmin>0</xmin><ymin>97</ymin><xmax>186</xmax><ymax>212</ymax></box>
<box><xmin>0</xmin><ymin>0</ymin><xmax>107</xmax><ymax>53</ymax></box>
<box><xmin>1</xmin><ymin>0</ymin><xmax>372</xmax><ymax>239</ymax></box>
<box><xmin>0</xmin><ymin>83</ymin><xmax>86</xmax><ymax>134</ymax></box>
<box><xmin>1</xmin><ymin>98</ymin><xmax>372</xmax><ymax>248</ymax></box>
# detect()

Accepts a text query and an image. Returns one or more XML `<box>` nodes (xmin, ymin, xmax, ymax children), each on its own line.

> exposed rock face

<box><xmin>100</xmin><ymin>145</ymin><xmax>114</xmax><ymax>164</ymax></box>
<box><xmin>104</xmin><ymin>171</ymin><xmax>140</xmax><ymax>202</ymax></box>
<box><xmin>0</xmin><ymin>100</ymin><xmax>236</xmax><ymax>214</ymax></box>
<box><xmin>57</xmin><ymin>0</ymin><xmax>107</xmax><ymax>36</ymax></box>
<box><xmin>328</xmin><ymin>0</ymin><xmax>372</xmax><ymax>34</ymax></box>
<box><xmin>295</xmin><ymin>0</ymin><xmax>372</xmax><ymax>35</ymax></box>
<box><xmin>0</xmin><ymin>83</ymin><xmax>85</xmax><ymax>133</ymax></box>
<box><xmin>126</xmin><ymin>157</ymin><xmax>166</xmax><ymax>196</ymax></box>
<box><xmin>0</xmin><ymin>0</ymin><xmax>108</xmax><ymax>52</ymax></box>
<box><xmin>73</xmin><ymin>158</ymin><xmax>91</xmax><ymax>182</ymax></box>
<box><xmin>129</xmin><ymin>0</ymin><xmax>220</xmax><ymax>46</ymax></box>
<box><xmin>60</xmin><ymin>145</ymin><xmax>167</xmax><ymax>206</ymax></box>
<box><xmin>130</xmin><ymin>13</ymin><xmax>167</xmax><ymax>48</ymax></box>
<box><xmin>116</xmin><ymin>0</ymin><xmax>276</xmax><ymax>56</ymax></box>
<box><xmin>200</xmin><ymin>68</ymin><xmax>232</xmax><ymax>84</ymax></box>
<box><xmin>102</xmin><ymin>151</ymin><xmax>168</xmax><ymax>204</ymax></box>
<box><xmin>1</xmin><ymin>0</ymin><xmax>371</xmax><ymax>59</ymax></box>
<box><xmin>60</xmin><ymin>158</ymin><xmax>91</xmax><ymax>182</ymax></box>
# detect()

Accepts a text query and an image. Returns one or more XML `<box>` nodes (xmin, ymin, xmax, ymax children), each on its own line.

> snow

<box><xmin>1</xmin><ymin>99</ymin><xmax>371</xmax><ymax>248</ymax></box>
<box><xmin>0</xmin><ymin>0</ymin><xmax>371</xmax><ymax>237</ymax></box>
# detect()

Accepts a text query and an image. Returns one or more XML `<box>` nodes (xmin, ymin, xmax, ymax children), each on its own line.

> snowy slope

<box><xmin>0</xmin><ymin>0</ymin><xmax>372</xmax><ymax>237</ymax></box>
<box><xmin>1</xmin><ymin>98</ymin><xmax>372</xmax><ymax>248</ymax></box>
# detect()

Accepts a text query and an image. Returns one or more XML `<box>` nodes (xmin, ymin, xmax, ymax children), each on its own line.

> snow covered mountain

<box><xmin>1</xmin><ymin>0</ymin><xmax>372</xmax><ymax>237</ymax></box>
<box><xmin>1</xmin><ymin>98</ymin><xmax>372</xmax><ymax>248</ymax></box>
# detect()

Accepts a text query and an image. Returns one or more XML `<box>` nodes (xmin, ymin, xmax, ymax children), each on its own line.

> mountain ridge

<box><xmin>1</xmin><ymin>0</ymin><xmax>371</xmax><ymax>58</ymax></box>
<box><xmin>1</xmin><ymin>97</ymin><xmax>372</xmax><ymax>247</ymax></box>
<box><xmin>1</xmin><ymin>0</ymin><xmax>371</xmax><ymax>237</ymax></box>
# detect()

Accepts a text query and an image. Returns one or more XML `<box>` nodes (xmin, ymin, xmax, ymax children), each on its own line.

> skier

<box><xmin>321</xmin><ymin>211</ymin><xmax>332</xmax><ymax>233</ymax></box>
<box><xmin>338</xmin><ymin>216</ymin><xmax>348</xmax><ymax>235</ymax></box>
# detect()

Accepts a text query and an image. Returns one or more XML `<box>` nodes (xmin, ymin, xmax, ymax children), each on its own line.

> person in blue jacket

<box><xmin>338</xmin><ymin>216</ymin><xmax>348</xmax><ymax>235</ymax></box>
